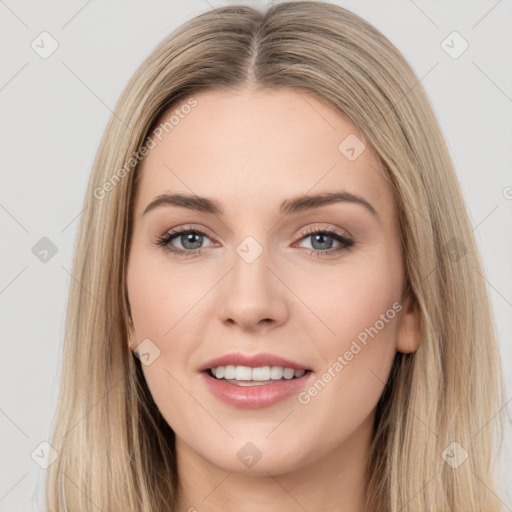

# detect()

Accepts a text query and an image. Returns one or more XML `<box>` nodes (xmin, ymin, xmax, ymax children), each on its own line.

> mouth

<box><xmin>198</xmin><ymin>352</ymin><xmax>314</xmax><ymax>408</ymax></box>
<box><xmin>205</xmin><ymin>365</ymin><xmax>311</xmax><ymax>386</ymax></box>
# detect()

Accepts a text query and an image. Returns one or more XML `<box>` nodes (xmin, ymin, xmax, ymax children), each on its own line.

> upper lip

<box><xmin>199</xmin><ymin>352</ymin><xmax>311</xmax><ymax>372</ymax></box>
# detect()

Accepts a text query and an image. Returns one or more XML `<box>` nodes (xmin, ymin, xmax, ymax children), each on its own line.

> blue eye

<box><xmin>155</xmin><ymin>225</ymin><xmax>354</xmax><ymax>258</ymax></box>
<box><xmin>296</xmin><ymin>227</ymin><xmax>354</xmax><ymax>255</ymax></box>
<box><xmin>155</xmin><ymin>226</ymin><xmax>214</xmax><ymax>258</ymax></box>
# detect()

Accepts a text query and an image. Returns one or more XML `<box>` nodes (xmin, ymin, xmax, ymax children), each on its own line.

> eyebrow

<box><xmin>142</xmin><ymin>191</ymin><xmax>378</xmax><ymax>218</ymax></box>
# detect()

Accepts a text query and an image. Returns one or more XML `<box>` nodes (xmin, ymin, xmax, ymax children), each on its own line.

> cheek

<box><xmin>126</xmin><ymin>247</ymin><xmax>202</xmax><ymax>342</ymax></box>
<box><xmin>292</xmin><ymin>248</ymin><xmax>402</xmax><ymax>409</ymax></box>
<box><xmin>296</xmin><ymin>248</ymin><xmax>402</xmax><ymax>350</ymax></box>
<box><xmin>311</xmin><ymin>273</ymin><xmax>399</xmax><ymax>395</ymax></box>
<box><xmin>126</xmin><ymin>247</ymin><xmax>210</xmax><ymax>390</ymax></box>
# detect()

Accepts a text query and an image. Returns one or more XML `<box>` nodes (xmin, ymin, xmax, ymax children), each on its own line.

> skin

<box><xmin>126</xmin><ymin>87</ymin><xmax>420</xmax><ymax>512</ymax></box>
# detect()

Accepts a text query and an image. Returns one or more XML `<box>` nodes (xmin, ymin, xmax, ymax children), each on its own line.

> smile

<box><xmin>208</xmin><ymin>365</ymin><xmax>307</xmax><ymax>385</ymax></box>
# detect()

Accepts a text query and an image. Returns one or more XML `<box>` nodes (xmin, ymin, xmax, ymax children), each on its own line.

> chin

<box><xmin>192</xmin><ymin>434</ymin><xmax>312</xmax><ymax>476</ymax></box>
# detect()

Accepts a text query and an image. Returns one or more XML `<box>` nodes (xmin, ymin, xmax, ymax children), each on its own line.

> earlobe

<box><xmin>396</xmin><ymin>292</ymin><xmax>421</xmax><ymax>354</ymax></box>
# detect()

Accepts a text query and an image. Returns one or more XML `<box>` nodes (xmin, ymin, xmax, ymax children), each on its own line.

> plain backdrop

<box><xmin>1</xmin><ymin>1</ymin><xmax>511</xmax><ymax>510</ymax></box>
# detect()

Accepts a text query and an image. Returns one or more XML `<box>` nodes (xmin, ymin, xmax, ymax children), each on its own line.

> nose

<box><xmin>218</xmin><ymin>243</ymin><xmax>289</xmax><ymax>332</ymax></box>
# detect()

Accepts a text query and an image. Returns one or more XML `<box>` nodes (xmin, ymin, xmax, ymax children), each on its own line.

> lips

<box><xmin>198</xmin><ymin>351</ymin><xmax>314</xmax><ymax>409</ymax></box>
<box><xmin>199</xmin><ymin>352</ymin><xmax>311</xmax><ymax>373</ymax></box>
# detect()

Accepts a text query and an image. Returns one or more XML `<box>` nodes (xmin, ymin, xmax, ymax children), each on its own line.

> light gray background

<box><xmin>1</xmin><ymin>1</ymin><xmax>511</xmax><ymax>510</ymax></box>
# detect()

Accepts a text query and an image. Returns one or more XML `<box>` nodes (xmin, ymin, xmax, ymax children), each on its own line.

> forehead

<box><xmin>134</xmin><ymin>87</ymin><xmax>393</xmax><ymax>219</ymax></box>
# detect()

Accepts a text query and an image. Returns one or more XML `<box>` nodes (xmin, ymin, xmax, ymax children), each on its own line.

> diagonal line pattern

<box><xmin>0</xmin><ymin>62</ymin><xmax>29</xmax><ymax>92</ymax></box>
<box><xmin>200</xmin><ymin>471</ymin><xmax>233</xmax><ymax>502</ymax></box>
<box><xmin>472</xmin><ymin>0</ymin><xmax>503</xmax><ymax>30</ymax></box>
<box><xmin>61</xmin><ymin>0</ymin><xmax>93</xmax><ymax>29</ymax></box>
<box><xmin>60</xmin><ymin>205</ymin><xmax>89</xmax><ymax>233</ymax></box>
<box><xmin>63</xmin><ymin>471</ymin><xmax>104</xmax><ymax>511</ymax></box>
<box><xmin>0</xmin><ymin>202</ymin><xmax>29</xmax><ymax>233</ymax></box>
<box><xmin>0</xmin><ymin>0</ymin><xmax>29</xmax><ymax>28</ymax></box>
<box><xmin>0</xmin><ymin>472</ymin><xmax>29</xmax><ymax>502</ymax></box>
<box><xmin>0</xmin><ymin>265</ymin><xmax>29</xmax><ymax>295</ymax></box>
<box><xmin>472</xmin><ymin>395</ymin><xmax>512</xmax><ymax>440</ymax></box>
<box><xmin>473</xmin><ymin>470</ymin><xmax>512</xmax><ymax>511</ymax></box>
<box><xmin>472</xmin><ymin>205</ymin><xmax>499</xmax><ymax>232</ymax></box>
<box><xmin>0</xmin><ymin>408</ymin><xmax>29</xmax><ymax>439</ymax></box>
<box><xmin>472</xmin><ymin>61</ymin><xmax>512</xmax><ymax>104</ymax></box>
<box><xmin>61</xmin><ymin>265</ymin><xmax>104</xmax><ymax>311</ymax></box>
<box><xmin>265</xmin><ymin>471</ymin><xmax>311</xmax><ymax>511</ymax></box>
<box><xmin>61</xmin><ymin>61</ymin><xmax>131</xmax><ymax>130</ymax></box>
<box><xmin>470</xmin><ymin>264</ymin><xmax>512</xmax><ymax>309</ymax></box>
<box><xmin>201</xmin><ymin>0</ymin><xmax>216</xmax><ymax>11</ymax></box>
<box><xmin>297</xmin><ymin>90</ymin><xmax>336</xmax><ymax>131</ymax></box>
<box><xmin>397</xmin><ymin>470</ymin><xmax>440</xmax><ymax>511</ymax></box>
<box><xmin>407</xmin><ymin>0</ymin><xmax>439</xmax><ymax>28</ymax></box>
<box><xmin>265</xmin><ymin>409</ymin><xmax>294</xmax><ymax>438</ymax></box>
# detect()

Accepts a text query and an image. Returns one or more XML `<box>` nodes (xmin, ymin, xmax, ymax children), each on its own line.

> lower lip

<box><xmin>201</xmin><ymin>371</ymin><xmax>313</xmax><ymax>409</ymax></box>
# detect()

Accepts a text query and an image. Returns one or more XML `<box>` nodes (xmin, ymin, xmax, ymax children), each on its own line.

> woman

<box><xmin>46</xmin><ymin>2</ymin><xmax>505</xmax><ymax>511</ymax></box>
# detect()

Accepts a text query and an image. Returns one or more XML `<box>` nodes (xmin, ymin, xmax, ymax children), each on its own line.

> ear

<box><xmin>396</xmin><ymin>291</ymin><xmax>421</xmax><ymax>354</ymax></box>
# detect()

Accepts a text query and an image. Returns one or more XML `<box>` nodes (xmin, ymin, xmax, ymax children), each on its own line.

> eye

<box><xmin>154</xmin><ymin>225</ymin><xmax>215</xmax><ymax>258</ymax></box>
<box><xmin>294</xmin><ymin>226</ymin><xmax>354</xmax><ymax>257</ymax></box>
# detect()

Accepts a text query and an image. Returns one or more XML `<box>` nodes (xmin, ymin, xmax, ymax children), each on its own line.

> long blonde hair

<box><xmin>46</xmin><ymin>2</ymin><xmax>505</xmax><ymax>510</ymax></box>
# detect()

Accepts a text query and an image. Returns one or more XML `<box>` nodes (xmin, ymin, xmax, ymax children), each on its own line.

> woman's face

<box><xmin>126</xmin><ymin>87</ymin><xmax>419</xmax><ymax>476</ymax></box>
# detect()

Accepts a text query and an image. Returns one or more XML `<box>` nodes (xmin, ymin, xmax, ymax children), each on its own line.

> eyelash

<box><xmin>154</xmin><ymin>224</ymin><xmax>354</xmax><ymax>259</ymax></box>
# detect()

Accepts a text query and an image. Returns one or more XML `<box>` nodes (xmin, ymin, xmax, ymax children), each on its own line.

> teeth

<box><xmin>283</xmin><ymin>368</ymin><xmax>295</xmax><ymax>379</ymax></box>
<box><xmin>235</xmin><ymin>366</ymin><xmax>252</xmax><ymax>380</ymax></box>
<box><xmin>211</xmin><ymin>365</ymin><xmax>307</xmax><ymax>381</ymax></box>
<box><xmin>252</xmin><ymin>366</ymin><xmax>271</xmax><ymax>380</ymax></box>
<box><xmin>224</xmin><ymin>365</ymin><xmax>236</xmax><ymax>379</ymax></box>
